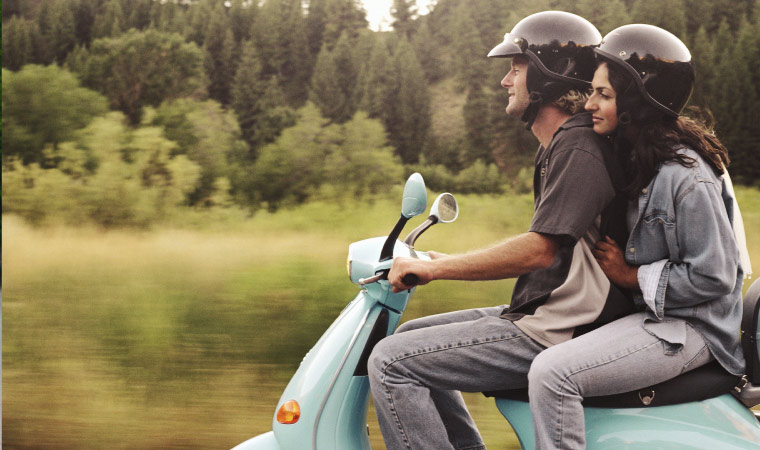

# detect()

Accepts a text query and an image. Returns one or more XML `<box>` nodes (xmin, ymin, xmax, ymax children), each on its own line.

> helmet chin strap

<box><xmin>521</xmin><ymin>92</ymin><xmax>544</xmax><ymax>129</ymax></box>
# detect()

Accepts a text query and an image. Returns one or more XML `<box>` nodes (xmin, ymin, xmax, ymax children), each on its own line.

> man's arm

<box><xmin>388</xmin><ymin>232</ymin><xmax>560</xmax><ymax>293</ymax></box>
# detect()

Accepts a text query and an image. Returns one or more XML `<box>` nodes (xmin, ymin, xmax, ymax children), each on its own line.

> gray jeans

<box><xmin>529</xmin><ymin>312</ymin><xmax>712</xmax><ymax>449</ymax></box>
<box><xmin>368</xmin><ymin>305</ymin><xmax>545</xmax><ymax>450</ymax></box>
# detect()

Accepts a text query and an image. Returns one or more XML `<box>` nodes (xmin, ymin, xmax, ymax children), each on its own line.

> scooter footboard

<box><xmin>496</xmin><ymin>394</ymin><xmax>760</xmax><ymax>449</ymax></box>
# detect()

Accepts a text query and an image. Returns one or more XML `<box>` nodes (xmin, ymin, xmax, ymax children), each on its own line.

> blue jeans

<box><xmin>368</xmin><ymin>306</ymin><xmax>546</xmax><ymax>450</ymax></box>
<box><xmin>529</xmin><ymin>312</ymin><xmax>713</xmax><ymax>449</ymax></box>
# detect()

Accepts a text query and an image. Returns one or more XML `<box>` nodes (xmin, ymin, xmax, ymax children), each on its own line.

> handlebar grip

<box><xmin>402</xmin><ymin>273</ymin><xmax>419</xmax><ymax>287</ymax></box>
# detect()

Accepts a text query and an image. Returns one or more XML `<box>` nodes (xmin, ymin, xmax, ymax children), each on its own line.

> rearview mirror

<box><xmin>401</xmin><ymin>173</ymin><xmax>427</xmax><ymax>219</ymax></box>
<box><xmin>430</xmin><ymin>193</ymin><xmax>458</xmax><ymax>223</ymax></box>
<box><xmin>380</xmin><ymin>173</ymin><xmax>427</xmax><ymax>261</ymax></box>
<box><xmin>403</xmin><ymin>192</ymin><xmax>459</xmax><ymax>247</ymax></box>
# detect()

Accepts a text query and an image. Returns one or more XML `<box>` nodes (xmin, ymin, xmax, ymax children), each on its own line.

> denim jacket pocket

<box><xmin>638</xmin><ymin>211</ymin><xmax>675</xmax><ymax>261</ymax></box>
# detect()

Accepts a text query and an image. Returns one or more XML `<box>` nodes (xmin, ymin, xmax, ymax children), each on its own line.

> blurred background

<box><xmin>3</xmin><ymin>0</ymin><xmax>760</xmax><ymax>448</ymax></box>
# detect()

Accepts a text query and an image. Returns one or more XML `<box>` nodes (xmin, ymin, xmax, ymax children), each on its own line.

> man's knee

<box><xmin>395</xmin><ymin>317</ymin><xmax>429</xmax><ymax>333</ymax></box>
<box><xmin>368</xmin><ymin>335</ymin><xmax>396</xmax><ymax>383</ymax></box>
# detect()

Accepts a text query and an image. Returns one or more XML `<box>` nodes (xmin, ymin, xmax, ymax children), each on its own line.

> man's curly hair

<box><xmin>553</xmin><ymin>89</ymin><xmax>590</xmax><ymax>116</ymax></box>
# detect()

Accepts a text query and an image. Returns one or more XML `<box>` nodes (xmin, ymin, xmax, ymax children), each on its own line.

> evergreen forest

<box><xmin>3</xmin><ymin>0</ymin><xmax>760</xmax><ymax>228</ymax></box>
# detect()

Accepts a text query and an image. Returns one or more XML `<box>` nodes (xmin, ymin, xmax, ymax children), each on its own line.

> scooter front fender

<box><xmin>231</xmin><ymin>431</ymin><xmax>280</xmax><ymax>450</ymax></box>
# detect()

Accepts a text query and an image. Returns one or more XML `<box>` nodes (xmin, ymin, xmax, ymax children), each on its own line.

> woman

<box><xmin>527</xmin><ymin>24</ymin><xmax>750</xmax><ymax>449</ymax></box>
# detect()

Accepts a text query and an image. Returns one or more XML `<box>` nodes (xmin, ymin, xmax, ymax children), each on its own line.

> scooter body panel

<box><xmin>496</xmin><ymin>394</ymin><xmax>760</xmax><ymax>449</ymax></box>
<box><xmin>231</xmin><ymin>431</ymin><xmax>279</xmax><ymax>450</ymax></box>
<box><xmin>269</xmin><ymin>291</ymin><xmax>400</xmax><ymax>450</ymax></box>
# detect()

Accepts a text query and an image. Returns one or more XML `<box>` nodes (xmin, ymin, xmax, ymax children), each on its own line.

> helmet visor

<box><xmin>487</xmin><ymin>34</ymin><xmax>524</xmax><ymax>58</ymax></box>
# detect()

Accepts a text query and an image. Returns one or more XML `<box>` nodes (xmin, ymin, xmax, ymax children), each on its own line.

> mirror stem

<box><xmin>379</xmin><ymin>215</ymin><xmax>409</xmax><ymax>261</ymax></box>
<box><xmin>403</xmin><ymin>216</ymin><xmax>437</xmax><ymax>246</ymax></box>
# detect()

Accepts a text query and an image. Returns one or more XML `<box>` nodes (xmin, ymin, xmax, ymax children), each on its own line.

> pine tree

<box><xmin>2</xmin><ymin>16</ymin><xmax>36</xmax><ymax>71</ymax></box>
<box><xmin>305</xmin><ymin>0</ymin><xmax>328</xmax><ymax>59</ymax></box>
<box><xmin>231</xmin><ymin>40</ymin><xmax>295</xmax><ymax>156</ymax></box>
<box><xmin>71</xmin><ymin>29</ymin><xmax>203</xmax><ymax>125</ymax></box>
<box><xmin>183</xmin><ymin>0</ymin><xmax>215</xmax><ymax>46</ymax></box>
<box><xmin>463</xmin><ymin>85</ymin><xmax>493</xmax><ymax>163</ymax></box>
<box><xmin>630</xmin><ymin>0</ymin><xmax>688</xmax><ymax>37</ymax></box>
<box><xmin>229</xmin><ymin>0</ymin><xmax>256</xmax><ymax>44</ymax></box>
<box><xmin>689</xmin><ymin>26</ymin><xmax>716</xmax><ymax>109</ymax></box>
<box><xmin>279</xmin><ymin>0</ymin><xmax>313</xmax><ymax>105</ymax></box>
<box><xmin>92</xmin><ymin>0</ymin><xmax>125</xmax><ymax>39</ymax></box>
<box><xmin>38</xmin><ymin>0</ymin><xmax>78</xmax><ymax>64</ymax></box>
<box><xmin>451</xmin><ymin>2</ymin><xmax>487</xmax><ymax>91</ymax></box>
<box><xmin>391</xmin><ymin>0</ymin><xmax>417</xmax><ymax>39</ymax></box>
<box><xmin>310</xmin><ymin>32</ymin><xmax>361</xmax><ymax>123</ymax></box>
<box><xmin>321</xmin><ymin>0</ymin><xmax>368</xmax><ymax>51</ymax></box>
<box><xmin>715</xmin><ymin>17</ymin><xmax>760</xmax><ymax>183</ymax></box>
<box><xmin>358</xmin><ymin>36</ymin><xmax>396</xmax><ymax>118</ymax></box>
<box><xmin>203</xmin><ymin>6</ymin><xmax>236</xmax><ymax>105</ymax></box>
<box><xmin>389</xmin><ymin>38</ymin><xmax>431</xmax><ymax>164</ymax></box>
<box><xmin>571</xmin><ymin>0</ymin><xmax>631</xmax><ymax>34</ymax></box>
<box><xmin>411</xmin><ymin>18</ymin><xmax>444</xmax><ymax>82</ymax></box>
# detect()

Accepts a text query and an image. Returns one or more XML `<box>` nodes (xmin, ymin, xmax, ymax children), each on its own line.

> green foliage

<box><xmin>251</xmin><ymin>0</ymin><xmax>312</xmax><ymax>106</ymax></box>
<box><xmin>630</xmin><ymin>0</ymin><xmax>687</xmax><ymax>37</ymax></box>
<box><xmin>2</xmin><ymin>16</ymin><xmax>39</xmax><ymax>70</ymax></box>
<box><xmin>712</xmin><ymin>16</ymin><xmax>760</xmax><ymax>184</ymax></box>
<box><xmin>250</xmin><ymin>103</ymin><xmax>403</xmax><ymax>210</ymax></box>
<box><xmin>68</xmin><ymin>29</ymin><xmax>203</xmax><ymax>125</ymax></box>
<box><xmin>91</xmin><ymin>0</ymin><xmax>125</xmax><ymax>39</ymax></box>
<box><xmin>358</xmin><ymin>36</ymin><xmax>431</xmax><ymax>164</ymax></box>
<box><xmin>310</xmin><ymin>32</ymin><xmax>362</xmax><ymax>123</ymax></box>
<box><xmin>391</xmin><ymin>0</ymin><xmax>418</xmax><ymax>39</ymax></box>
<box><xmin>411</xmin><ymin>19</ymin><xmax>445</xmax><ymax>82</ymax></box>
<box><xmin>37</xmin><ymin>0</ymin><xmax>78</xmax><ymax>64</ymax></box>
<box><xmin>2</xmin><ymin>65</ymin><xmax>109</xmax><ymax>165</ymax></box>
<box><xmin>150</xmin><ymin>99</ymin><xmax>249</xmax><ymax>206</ymax></box>
<box><xmin>231</xmin><ymin>39</ymin><xmax>297</xmax><ymax>155</ymax></box>
<box><xmin>390</xmin><ymin>38</ymin><xmax>432</xmax><ymax>164</ymax></box>
<box><xmin>407</xmin><ymin>159</ymin><xmax>507</xmax><ymax>195</ymax></box>
<box><xmin>3</xmin><ymin>0</ymin><xmax>760</xmax><ymax>231</ymax></box>
<box><xmin>203</xmin><ymin>5</ymin><xmax>236</xmax><ymax>105</ymax></box>
<box><xmin>2</xmin><ymin>112</ymin><xmax>202</xmax><ymax>227</ymax></box>
<box><xmin>320</xmin><ymin>0</ymin><xmax>369</xmax><ymax>50</ymax></box>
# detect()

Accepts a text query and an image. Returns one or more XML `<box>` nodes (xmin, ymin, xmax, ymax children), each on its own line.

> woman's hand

<box><xmin>593</xmin><ymin>236</ymin><xmax>639</xmax><ymax>289</ymax></box>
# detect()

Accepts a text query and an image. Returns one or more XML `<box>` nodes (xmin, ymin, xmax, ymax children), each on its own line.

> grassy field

<box><xmin>3</xmin><ymin>187</ymin><xmax>759</xmax><ymax>449</ymax></box>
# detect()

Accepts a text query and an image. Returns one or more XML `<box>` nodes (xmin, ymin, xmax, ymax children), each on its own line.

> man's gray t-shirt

<box><xmin>501</xmin><ymin>112</ymin><xmax>626</xmax><ymax>347</ymax></box>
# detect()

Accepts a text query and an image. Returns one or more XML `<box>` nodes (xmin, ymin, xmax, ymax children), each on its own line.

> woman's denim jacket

<box><xmin>626</xmin><ymin>147</ymin><xmax>745</xmax><ymax>376</ymax></box>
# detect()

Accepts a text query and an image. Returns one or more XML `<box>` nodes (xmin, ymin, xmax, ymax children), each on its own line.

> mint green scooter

<box><xmin>232</xmin><ymin>173</ymin><xmax>760</xmax><ymax>449</ymax></box>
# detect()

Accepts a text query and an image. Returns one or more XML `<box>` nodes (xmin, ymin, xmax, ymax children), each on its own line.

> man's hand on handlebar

<box><xmin>388</xmin><ymin>252</ymin><xmax>446</xmax><ymax>293</ymax></box>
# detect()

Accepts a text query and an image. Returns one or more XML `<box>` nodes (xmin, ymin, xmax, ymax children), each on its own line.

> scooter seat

<box><xmin>484</xmin><ymin>360</ymin><xmax>741</xmax><ymax>408</ymax></box>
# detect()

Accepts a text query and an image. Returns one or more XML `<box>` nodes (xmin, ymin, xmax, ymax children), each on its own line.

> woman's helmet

<box><xmin>595</xmin><ymin>24</ymin><xmax>694</xmax><ymax>121</ymax></box>
<box><xmin>488</xmin><ymin>11</ymin><xmax>601</xmax><ymax>125</ymax></box>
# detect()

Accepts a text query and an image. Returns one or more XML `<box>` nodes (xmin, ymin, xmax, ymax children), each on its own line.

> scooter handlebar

<box><xmin>357</xmin><ymin>271</ymin><xmax>419</xmax><ymax>287</ymax></box>
<box><xmin>402</xmin><ymin>273</ymin><xmax>419</xmax><ymax>287</ymax></box>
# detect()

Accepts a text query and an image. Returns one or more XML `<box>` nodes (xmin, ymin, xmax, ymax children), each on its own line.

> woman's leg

<box><xmin>529</xmin><ymin>313</ymin><xmax>712</xmax><ymax>450</ymax></box>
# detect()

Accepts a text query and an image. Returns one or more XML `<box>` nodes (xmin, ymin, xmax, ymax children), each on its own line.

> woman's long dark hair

<box><xmin>605</xmin><ymin>62</ymin><xmax>730</xmax><ymax>198</ymax></box>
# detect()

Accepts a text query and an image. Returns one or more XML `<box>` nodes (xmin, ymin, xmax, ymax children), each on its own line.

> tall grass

<box><xmin>3</xmin><ymin>186</ymin><xmax>758</xmax><ymax>449</ymax></box>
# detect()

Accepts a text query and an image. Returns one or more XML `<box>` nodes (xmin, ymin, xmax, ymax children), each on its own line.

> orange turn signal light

<box><xmin>276</xmin><ymin>400</ymin><xmax>301</xmax><ymax>424</ymax></box>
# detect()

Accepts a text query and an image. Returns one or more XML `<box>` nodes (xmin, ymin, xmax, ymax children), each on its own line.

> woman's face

<box><xmin>585</xmin><ymin>62</ymin><xmax>619</xmax><ymax>135</ymax></box>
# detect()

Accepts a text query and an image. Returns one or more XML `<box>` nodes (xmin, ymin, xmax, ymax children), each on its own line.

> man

<box><xmin>368</xmin><ymin>11</ymin><xmax>632</xmax><ymax>450</ymax></box>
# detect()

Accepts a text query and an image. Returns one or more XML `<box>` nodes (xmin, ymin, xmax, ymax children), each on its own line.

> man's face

<box><xmin>501</xmin><ymin>56</ymin><xmax>530</xmax><ymax>117</ymax></box>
